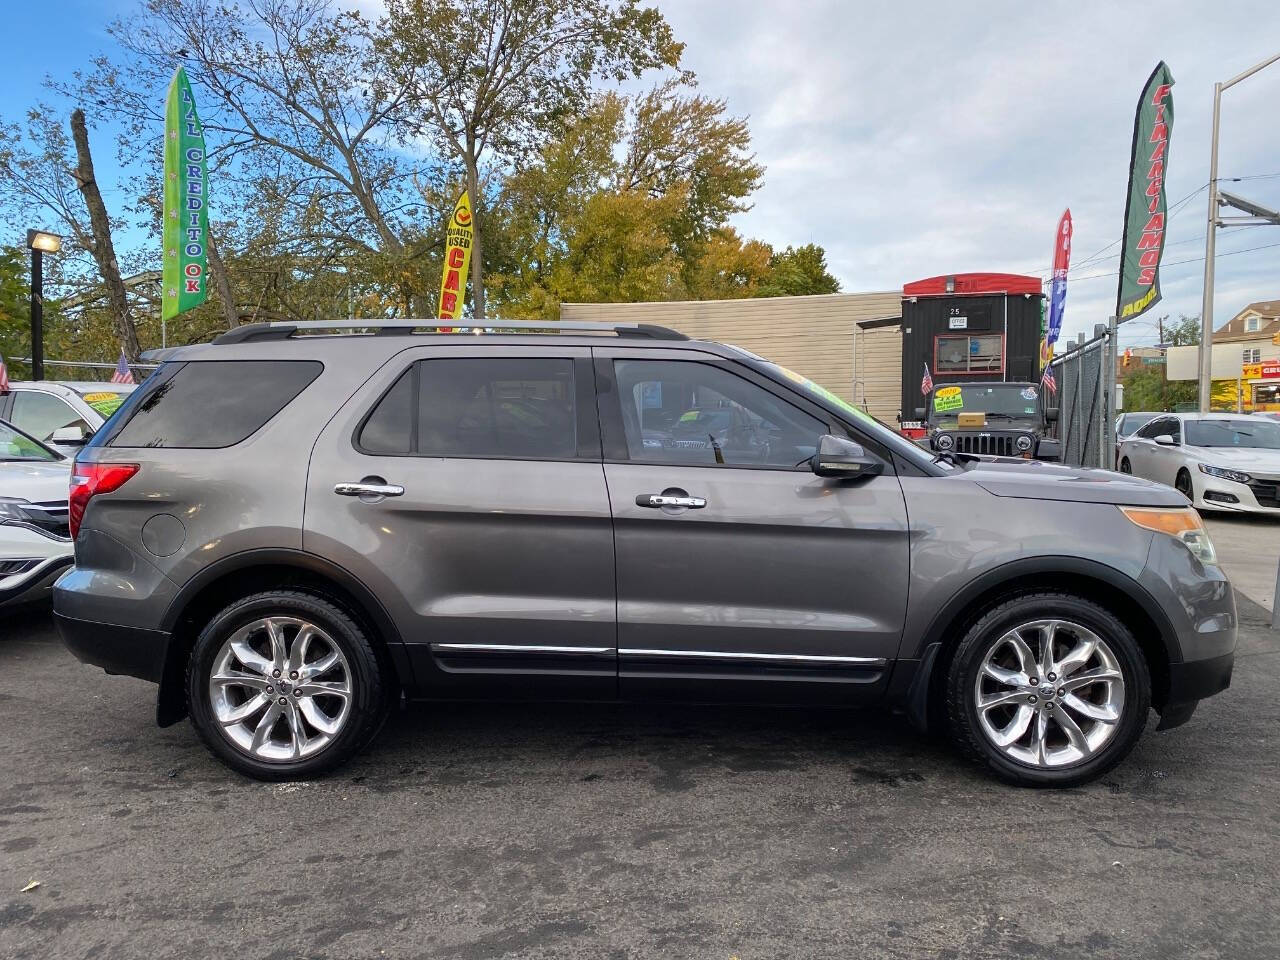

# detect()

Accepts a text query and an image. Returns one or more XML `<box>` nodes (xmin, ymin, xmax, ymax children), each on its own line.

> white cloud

<box><xmin>654</xmin><ymin>0</ymin><xmax>1280</xmax><ymax>343</ymax></box>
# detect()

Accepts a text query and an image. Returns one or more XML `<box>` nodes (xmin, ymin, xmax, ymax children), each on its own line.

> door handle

<box><xmin>636</xmin><ymin>493</ymin><xmax>707</xmax><ymax>509</ymax></box>
<box><xmin>334</xmin><ymin>481</ymin><xmax>405</xmax><ymax>498</ymax></box>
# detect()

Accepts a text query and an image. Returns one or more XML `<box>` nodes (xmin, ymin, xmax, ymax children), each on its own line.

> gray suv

<box><xmin>54</xmin><ymin>321</ymin><xmax>1236</xmax><ymax>786</ymax></box>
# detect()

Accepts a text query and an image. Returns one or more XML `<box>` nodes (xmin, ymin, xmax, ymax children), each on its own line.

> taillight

<box><xmin>69</xmin><ymin>462</ymin><xmax>139</xmax><ymax>540</ymax></box>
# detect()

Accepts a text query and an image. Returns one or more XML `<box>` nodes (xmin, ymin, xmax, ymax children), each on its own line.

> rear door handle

<box><xmin>636</xmin><ymin>493</ymin><xmax>707</xmax><ymax>509</ymax></box>
<box><xmin>334</xmin><ymin>481</ymin><xmax>405</xmax><ymax>498</ymax></box>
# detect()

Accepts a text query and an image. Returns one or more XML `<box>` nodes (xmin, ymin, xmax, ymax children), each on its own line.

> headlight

<box><xmin>0</xmin><ymin>498</ymin><xmax>32</xmax><ymax>524</ymax></box>
<box><xmin>935</xmin><ymin>433</ymin><xmax>954</xmax><ymax>450</ymax></box>
<box><xmin>1198</xmin><ymin>463</ymin><xmax>1251</xmax><ymax>484</ymax></box>
<box><xmin>1015</xmin><ymin>435</ymin><xmax>1033</xmax><ymax>452</ymax></box>
<box><xmin>1120</xmin><ymin>506</ymin><xmax>1217</xmax><ymax>565</ymax></box>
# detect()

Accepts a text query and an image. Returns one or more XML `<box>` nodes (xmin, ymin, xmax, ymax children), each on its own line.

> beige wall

<box><xmin>853</xmin><ymin>323</ymin><xmax>904</xmax><ymax>423</ymax></box>
<box><xmin>561</xmin><ymin>292</ymin><xmax>901</xmax><ymax>404</ymax></box>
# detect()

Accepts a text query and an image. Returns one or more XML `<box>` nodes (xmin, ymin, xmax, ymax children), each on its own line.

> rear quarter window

<box><xmin>107</xmin><ymin>360</ymin><xmax>322</xmax><ymax>449</ymax></box>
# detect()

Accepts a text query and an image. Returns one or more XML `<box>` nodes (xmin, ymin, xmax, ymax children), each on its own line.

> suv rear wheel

<box><xmin>946</xmin><ymin>592</ymin><xmax>1151</xmax><ymax>787</ymax></box>
<box><xmin>187</xmin><ymin>590</ymin><xmax>389</xmax><ymax>780</ymax></box>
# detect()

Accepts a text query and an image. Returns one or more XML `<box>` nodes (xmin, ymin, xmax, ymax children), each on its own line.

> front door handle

<box><xmin>636</xmin><ymin>493</ymin><xmax>707</xmax><ymax>509</ymax></box>
<box><xmin>335</xmin><ymin>480</ymin><xmax>405</xmax><ymax>498</ymax></box>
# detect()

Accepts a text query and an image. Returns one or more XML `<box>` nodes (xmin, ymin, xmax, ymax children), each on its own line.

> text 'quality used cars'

<box><xmin>55</xmin><ymin>321</ymin><xmax>1235</xmax><ymax>787</ymax></box>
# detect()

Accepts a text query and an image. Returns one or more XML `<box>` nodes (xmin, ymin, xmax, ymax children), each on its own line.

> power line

<box><xmin>1043</xmin><ymin>183</ymin><xmax>1209</xmax><ymax>281</ymax></box>
<box><xmin>1065</xmin><ymin>238</ymin><xmax>1280</xmax><ymax>285</ymax></box>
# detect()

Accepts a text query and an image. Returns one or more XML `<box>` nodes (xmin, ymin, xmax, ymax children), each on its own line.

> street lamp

<box><xmin>1197</xmin><ymin>51</ymin><xmax>1280</xmax><ymax>412</ymax></box>
<box><xmin>25</xmin><ymin>229</ymin><xmax>62</xmax><ymax>382</ymax></box>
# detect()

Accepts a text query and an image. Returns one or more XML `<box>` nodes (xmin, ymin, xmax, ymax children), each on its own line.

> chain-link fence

<box><xmin>1049</xmin><ymin>319</ymin><xmax>1118</xmax><ymax>469</ymax></box>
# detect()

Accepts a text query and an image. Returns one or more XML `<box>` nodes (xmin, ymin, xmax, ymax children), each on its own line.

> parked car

<box><xmin>916</xmin><ymin>381</ymin><xmax>1060</xmax><ymax>460</ymax></box>
<box><xmin>1114</xmin><ymin>411</ymin><xmax>1161</xmax><ymax>467</ymax></box>
<box><xmin>55</xmin><ymin>321</ymin><xmax>1235</xmax><ymax>787</ymax></box>
<box><xmin>0</xmin><ymin>381</ymin><xmax>138</xmax><ymax>453</ymax></box>
<box><xmin>0</xmin><ymin>418</ymin><xmax>73</xmax><ymax>609</ymax></box>
<box><xmin>1117</xmin><ymin>413</ymin><xmax>1280</xmax><ymax>513</ymax></box>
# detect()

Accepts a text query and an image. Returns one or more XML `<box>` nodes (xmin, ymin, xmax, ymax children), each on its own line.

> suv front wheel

<box><xmin>946</xmin><ymin>592</ymin><xmax>1151</xmax><ymax>787</ymax></box>
<box><xmin>187</xmin><ymin>590</ymin><xmax>389</xmax><ymax>780</ymax></box>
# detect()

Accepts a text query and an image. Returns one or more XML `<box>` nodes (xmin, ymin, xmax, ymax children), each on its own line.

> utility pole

<box><xmin>1198</xmin><ymin>51</ymin><xmax>1280</xmax><ymax>412</ymax></box>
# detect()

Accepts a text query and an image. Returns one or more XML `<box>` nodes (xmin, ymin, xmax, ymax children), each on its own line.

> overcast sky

<box><xmin>3</xmin><ymin>1</ymin><xmax>1279</xmax><ymax>348</ymax></box>
<box><xmin>653</xmin><ymin>0</ymin><xmax>1280</xmax><ymax>346</ymax></box>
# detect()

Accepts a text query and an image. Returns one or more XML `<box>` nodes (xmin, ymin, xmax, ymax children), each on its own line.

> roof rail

<box><xmin>210</xmin><ymin>319</ymin><xmax>689</xmax><ymax>345</ymax></box>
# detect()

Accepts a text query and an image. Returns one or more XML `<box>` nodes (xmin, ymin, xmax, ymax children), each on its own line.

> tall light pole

<box><xmin>26</xmin><ymin>229</ymin><xmax>63</xmax><ymax>382</ymax></box>
<box><xmin>1198</xmin><ymin>51</ymin><xmax>1280</xmax><ymax>412</ymax></box>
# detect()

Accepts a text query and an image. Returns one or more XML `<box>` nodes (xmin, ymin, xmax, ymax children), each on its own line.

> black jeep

<box><xmin>916</xmin><ymin>381</ymin><xmax>1060</xmax><ymax>460</ymax></box>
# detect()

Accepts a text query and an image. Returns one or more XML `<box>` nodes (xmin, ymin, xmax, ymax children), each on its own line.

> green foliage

<box><xmin>1163</xmin><ymin>314</ymin><xmax>1201</xmax><ymax>346</ymax></box>
<box><xmin>755</xmin><ymin>244</ymin><xmax>841</xmax><ymax>298</ymax></box>
<box><xmin>0</xmin><ymin>0</ymin><xmax>847</xmax><ymax>362</ymax></box>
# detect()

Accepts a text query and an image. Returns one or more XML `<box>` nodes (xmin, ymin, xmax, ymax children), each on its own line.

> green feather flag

<box><xmin>162</xmin><ymin>67</ymin><xmax>209</xmax><ymax>321</ymax></box>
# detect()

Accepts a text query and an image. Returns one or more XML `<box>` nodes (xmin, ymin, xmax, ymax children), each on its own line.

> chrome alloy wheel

<box><xmin>973</xmin><ymin>619</ymin><xmax>1125</xmax><ymax>768</ymax></box>
<box><xmin>209</xmin><ymin>617</ymin><xmax>352</xmax><ymax>762</ymax></box>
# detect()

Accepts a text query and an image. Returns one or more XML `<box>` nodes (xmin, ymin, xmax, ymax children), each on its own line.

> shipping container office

<box><xmin>898</xmin><ymin>273</ymin><xmax>1045</xmax><ymax>420</ymax></box>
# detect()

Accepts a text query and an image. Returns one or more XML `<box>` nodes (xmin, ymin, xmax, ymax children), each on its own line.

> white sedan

<box><xmin>1117</xmin><ymin>413</ymin><xmax>1280</xmax><ymax>514</ymax></box>
<box><xmin>0</xmin><ymin>419</ymin><xmax>73</xmax><ymax>609</ymax></box>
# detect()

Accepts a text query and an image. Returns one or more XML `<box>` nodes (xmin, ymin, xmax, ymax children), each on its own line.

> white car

<box><xmin>0</xmin><ymin>381</ymin><xmax>137</xmax><ymax>454</ymax></box>
<box><xmin>1117</xmin><ymin>412</ymin><xmax>1280</xmax><ymax>514</ymax></box>
<box><xmin>0</xmin><ymin>419</ymin><xmax>73</xmax><ymax>609</ymax></box>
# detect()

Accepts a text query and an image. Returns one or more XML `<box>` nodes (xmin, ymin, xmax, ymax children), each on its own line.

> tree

<box><xmin>383</xmin><ymin>0</ymin><xmax>685</xmax><ymax>317</ymax></box>
<box><xmin>69</xmin><ymin>109</ymin><xmax>143</xmax><ymax>362</ymax></box>
<box><xmin>485</xmin><ymin>87</ymin><xmax>765</xmax><ymax>314</ymax></box>
<box><xmin>1164</xmin><ymin>314</ymin><xmax>1201</xmax><ymax>346</ymax></box>
<box><xmin>90</xmin><ymin>0</ymin><xmax>450</xmax><ymax>313</ymax></box>
<box><xmin>754</xmin><ymin>244</ymin><xmax>840</xmax><ymax>298</ymax></box>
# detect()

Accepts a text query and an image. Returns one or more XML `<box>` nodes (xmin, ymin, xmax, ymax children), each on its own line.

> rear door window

<box><xmin>107</xmin><ymin>360</ymin><xmax>322</xmax><ymax>448</ymax></box>
<box><xmin>358</xmin><ymin>357</ymin><xmax>578</xmax><ymax>460</ymax></box>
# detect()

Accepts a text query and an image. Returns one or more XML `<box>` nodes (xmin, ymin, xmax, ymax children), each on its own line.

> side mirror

<box><xmin>1045</xmin><ymin>407</ymin><xmax>1059</xmax><ymax>423</ymax></box>
<box><xmin>809</xmin><ymin>435</ymin><xmax>884</xmax><ymax>479</ymax></box>
<box><xmin>1153</xmin><ymin>434</ymin><xmax>1177</xmax><ymax>446</ymax></box>
<box><xmin>49</xmin><ymin>426</ymin><xmax>89</xmax><ymax>445</ymax></box>
<box><xmin>914</xmin><ymin>406</ymin><xmax>926</xmax><ymax>419</ymax></box>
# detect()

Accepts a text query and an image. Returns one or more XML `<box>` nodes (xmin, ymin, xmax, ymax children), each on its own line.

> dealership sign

<box><xmin>162</xmin><ymin>67</ymin><xmax>209</xmax><ymax>320</ymax></box>
<box><xmin>438</xmin><ymin>191</ymin><xmax>474</xmax><ymax>321</ymax></box>
<box><xmin>1116</xmin><ymin>62</ymin><xmax>1174</xmax><ymax>321</ymax></box>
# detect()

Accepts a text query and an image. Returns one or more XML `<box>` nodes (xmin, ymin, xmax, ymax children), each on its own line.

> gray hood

<box><xmin>965</xmin><ymin>458</ymin><xmax>1187</xmax><ymax>506</ymax></box>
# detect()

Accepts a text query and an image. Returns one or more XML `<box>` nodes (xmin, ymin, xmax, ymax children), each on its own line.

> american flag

<box><xmin>109</xmin><ymin>350</ymin><xmax>135</xmax><ymax>385</ymax></box>
<box><xmin>0</xmin><ymin>355</ymin><xmax>9</xmax><ymax>394</ymax></box>
<box><xmin>920</xmin><ymin>362</ymin><xmax>934</xmax><ymax>396</ymax></box>
<box><xmin>1041</xmin><ymin>364</ymin><xmax>1057</xmax><ymax>395</ymax></box>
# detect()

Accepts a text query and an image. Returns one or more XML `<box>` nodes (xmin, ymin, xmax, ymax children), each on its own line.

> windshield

<box><xmin>0</xmin><ymin>422</ymin><xmax>62</xmax><ymax>462</ymax></box>
<box><xmin>1185</xmin><ymin>418</ymin><xmax>1280</xmax><ymax>449</ymax></box>
<box><xmin>76</xmin><ymin>388</ymin><xmax>132</xmax><ymax>419</ymax></box>
<box><xmin>930</xmin><ymin>384</ymin><xmax>1041</xmax><ymax>421</ymax></box>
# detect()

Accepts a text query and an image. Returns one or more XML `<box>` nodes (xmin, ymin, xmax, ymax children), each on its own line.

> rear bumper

<box><xmin>54</xmin><ymin>611</ymin><xmax>170</xmax><ymax>684</ymax></box>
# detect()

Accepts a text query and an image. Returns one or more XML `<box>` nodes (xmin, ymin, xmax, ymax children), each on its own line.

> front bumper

<box><xmin>1195</xmin><ymin>471</ymin><xmax>1280</xmax><ymax>513</ymax></box>
<box><xmin>0</xmin><ymin>523</ymin><xmax>74</xmax><ymax>608</ymax></box>
<box><xmin>54</xmin><ymin>612</ymin><xmax>171</xmax><ymax>683</ymax></box>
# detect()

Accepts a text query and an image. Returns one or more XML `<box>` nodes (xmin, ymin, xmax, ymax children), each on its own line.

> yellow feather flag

<box><xmin>437</xmin><ymin>191</ymin><xmax>473</xmax><ymax>323</ymax></box>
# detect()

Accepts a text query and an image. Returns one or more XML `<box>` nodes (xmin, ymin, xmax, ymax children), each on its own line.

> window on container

<box><xmin>935</xmin><ymin>334</ymin><xmax>1003</xmax><ymax>374</ymax></box>
<box><xmin>108</xmin><ymin>360</ymin><xmax>322</xmax><ymax>448</ymax></box>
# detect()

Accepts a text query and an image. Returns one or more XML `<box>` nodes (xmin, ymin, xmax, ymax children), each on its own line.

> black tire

<box><xmin>1175</xmin><ymin>468</ymin><xmax>1193</xmax><ymax>499</ymax></box>
<box><xmin>1119</xmin><ymin>457</ymin><xmax>1132</xmax><ymax>474</ymax></box>
<box><xmin>187</xmin><ymin>590</ymin><xmax>390</xmax><ymax>780</ymax></box>
<box><xmin>946</xmin><ymin>591</ymin><xmax>1151</xmax><ymax>788</ymax></box>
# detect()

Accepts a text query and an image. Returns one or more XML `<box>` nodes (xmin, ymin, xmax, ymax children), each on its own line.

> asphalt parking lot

<box><xmin>1</xmin><ymin>593</ymin><xmax>1276</xmax><ymax>960</ymax></box>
